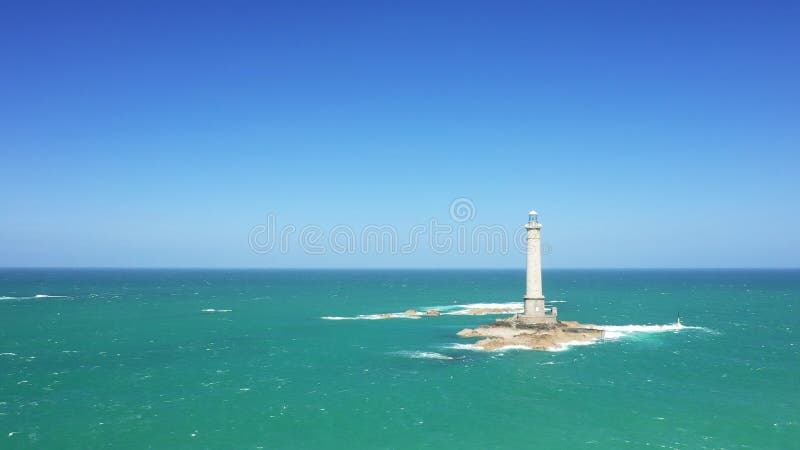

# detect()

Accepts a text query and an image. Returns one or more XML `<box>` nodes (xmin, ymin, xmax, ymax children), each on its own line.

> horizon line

<box><xmin>0</xmin><ymin>266</ymin><xmax>798</xmax><ymax>271</ymax></box>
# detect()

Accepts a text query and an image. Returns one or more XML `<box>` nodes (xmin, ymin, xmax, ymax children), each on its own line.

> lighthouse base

<box><xmin>519</xmin><ymin>298</ymin><xmax>558</xmax><ymax>324</ymax></box>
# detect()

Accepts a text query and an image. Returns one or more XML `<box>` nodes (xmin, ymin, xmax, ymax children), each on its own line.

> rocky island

<box><xmin>457</xmin><ymin>317</ymin><xmax>605</xmax><ymax>351</ymax></box>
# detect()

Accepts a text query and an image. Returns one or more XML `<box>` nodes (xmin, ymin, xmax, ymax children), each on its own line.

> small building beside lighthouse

<box><xmin>520</xmin><ymin>210</ymin><xmax>558</xmax><ymax>324</ymax></box>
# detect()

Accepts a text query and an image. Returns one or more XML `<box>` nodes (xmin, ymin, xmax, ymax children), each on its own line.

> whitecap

<box><xmin>34</xmin><ymin>294</ymin><xmax>68</xmax><ymax>298</ymax></box>
<box><xmin>0</xmin><ymin>353</ymin><xmax>17</xmax><ymax>357</ymax></box>
<box><xmin>201</xmin><ymin>309</ymin><xmax>232</xmax><ymax>313</ymax></box>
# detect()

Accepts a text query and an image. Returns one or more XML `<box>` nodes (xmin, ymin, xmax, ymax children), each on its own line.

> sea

<box><xmin>0</xmin><ymin>269</ymin><xmax>797</xmax><ymax>449</ymax></box>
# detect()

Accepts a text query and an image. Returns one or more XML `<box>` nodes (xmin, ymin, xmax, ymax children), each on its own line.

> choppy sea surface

<box><xmin>1</xmin><ymin>269</ymin><xmax>798</xmax><ymax>449</ymax></box>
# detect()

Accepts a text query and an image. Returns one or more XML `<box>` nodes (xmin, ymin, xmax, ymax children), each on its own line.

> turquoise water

<box><xmin>1</xmin><ymin>269</ymin><xmax>798</xmax><ymax>449</ymax></box>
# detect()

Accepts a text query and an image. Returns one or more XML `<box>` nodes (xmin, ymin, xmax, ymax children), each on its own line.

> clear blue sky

<box><xmin>1</xmin><ymin>1</ymin><xmax>798</xmax><ymax>268</ymax></box>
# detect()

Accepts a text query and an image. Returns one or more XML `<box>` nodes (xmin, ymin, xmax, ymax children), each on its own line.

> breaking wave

<box><xmin>393</xmin><ymin>351</ymin><xmax>459</xmax><ymax>360</ymax></box>
<box><xmin>493</xmin><ymin>345</ymin><xmax>534</xmax><ymax>351</ymax></box>
<box><xmin>598</xmin><ymin>322</ymin><xmax>704</xmax><ymax>339</ymax></box>
<box><xmin>201</xmin><ymin>309</ymin><xmax>232</xmax><ymax>313</ymax></box>
<box><xmin>546</xmin><ymin>322</ymin><xmax>709</xmax><ymax>350</ymax></box>
<box><xmin>546</xmin><ymin>339</ymin><xmax>602</xmax><ymax>352</ymax></box>
<box><xmin>447</xmin><ymin>343</ymin><xmax>481</xmax><ymax>351</ymax></box>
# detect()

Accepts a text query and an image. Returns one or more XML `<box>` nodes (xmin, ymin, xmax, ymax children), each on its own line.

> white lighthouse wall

<box><xmin>525</xmin><ymin>227</ymin><xmax>544</xmax><ymax>299</ymax></box>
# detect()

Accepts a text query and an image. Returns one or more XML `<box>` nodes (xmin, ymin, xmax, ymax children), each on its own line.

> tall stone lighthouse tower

<box><xmin>521</xmin><ymin>210</ymin><xmax>557</xmax><ymax>323</ymax></box>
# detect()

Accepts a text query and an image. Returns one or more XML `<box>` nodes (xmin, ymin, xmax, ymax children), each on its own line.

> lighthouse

<box><xmin>521</xmin><ymin>210</ymin><xmax>557</xmax><ymax>323</ymax></box>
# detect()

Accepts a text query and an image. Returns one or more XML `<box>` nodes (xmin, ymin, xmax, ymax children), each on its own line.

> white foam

<box><xmin>600</xmin><ymin>322</ymin><xmax>707</xmax><ymax>342</ymax></box>
<box><xmin>201</xmin><ymin>309</ymin><xmax>232</xmax><ymax>313</ymax></box>
<box><xmin>322</xmin><ymin>311</ymin><xmax>423</xmax><ymax>320</ymax></box>
<box><xmin>448</xmin><ymin>342</ymin><xmax>524</xmax><ymax>353</ymax></box>
<box><xmin>545</xmin><ymin>322</ymin><xmax>707</xmax><ymax>350</ymax></box>
<box><xmin>0</xmin><ymin>352</ymin><xmax>17</xmax><ymax>356</ymax></box>
<box><xmin>458</xmin><ymin>302</ymin><xmax>522</xmax><ymax>310</ymax></box>
<box><xmin>394</xmin><ymin>351</ymin><xmax>456</xmax><ymax>360</ymax></box>
<box><xmin>451</xmin><ymin>341</ymin><xmax>596</xmax><ymax>353</ymax></box>
<box><xmin>546</xmin><ymin>339</ymin><xmax>601</xmax><ymax>352</ymax></box>
<box><xmin>447</xmin><ymin>343</ymin><xmax>481</xmax><ymax>351</ymax></box>
<box><xmin>0</xmin><ymin>294</ymin><xmax>69</xmax><ymax>300</ymax></box>
<box><xmin>493</xmin><ymin>345</ymin><xmax>533</xmax><ymax>351</ymax></box>
<box><xmin>439</xmin><ymin>302</ymin><xmax>523</xmax><ymax>315</ymax></box>
<box><xmin>426</xmin><ymin>304</ymin><xmax>462</xmax><ymax>312</ymax></box>
<box><xmin>544</xmin><ymin>322</ymin><xmax>707</xmax><ymax>350</ymax></box>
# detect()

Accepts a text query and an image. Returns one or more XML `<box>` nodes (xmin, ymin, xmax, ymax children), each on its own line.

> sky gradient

<box><xmin>1</xmin><ymin>1</ymin><xmax>798</xmax><ymax>268</ymax></box>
